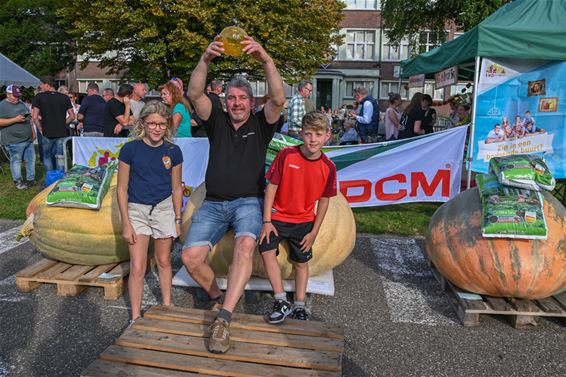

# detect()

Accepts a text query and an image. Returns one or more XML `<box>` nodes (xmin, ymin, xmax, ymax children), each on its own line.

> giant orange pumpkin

<box><xmin>21</xmin><ymin>178</ymin><xmax>356</xmax><ymax>277</ymax></box>
<box><xmin>21</xmin><ymin>174</ymin><xmax>129</xmax><ymax>265</ymax></box>
<box><xmin>426</xmin><ymin>188</ymin><xmax>566</xmax><ymax>299</ymax></box>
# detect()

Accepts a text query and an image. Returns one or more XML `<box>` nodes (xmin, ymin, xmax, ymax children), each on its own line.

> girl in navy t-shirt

<box><xmin>117</xmin><ymin>101</ymin><xmax>183</xmax><ymax>326</ymax></box>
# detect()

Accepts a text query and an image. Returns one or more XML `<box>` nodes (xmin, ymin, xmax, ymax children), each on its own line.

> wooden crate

<box><xmin>82</xmin><ymin>305</ymin><xmax>345</xmax><ymax>377</ymax></box>
<box><xmin>15</xmin><ymin>257</ymin><xmax>129</xmax><ymax>300</ymax></box>
<box><xmin>425</xmin><ymin>254</ymin><xmax>566</xmax><ymax>328</ymax></box>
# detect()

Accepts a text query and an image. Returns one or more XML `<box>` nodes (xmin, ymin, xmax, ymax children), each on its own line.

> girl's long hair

<box><xmin>159</xmin><ymin>81</ymin><xmax>193</xmax><ymax>113</ymax></box>
<box><xmin>132</xmin><ymin>100</ymin><xmax>174</xmax><ymax>143</ymax></box>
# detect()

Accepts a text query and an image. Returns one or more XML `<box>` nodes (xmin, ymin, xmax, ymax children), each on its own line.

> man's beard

<box><xmin>229</xmin><ymin>108</ymin><xmax>248</xmax><ymax>122</ymax></box>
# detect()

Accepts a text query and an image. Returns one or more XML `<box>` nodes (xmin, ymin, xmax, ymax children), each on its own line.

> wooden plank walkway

<box><xmin>15</xmin><ymin>257</ymin><xmax>129</xmax><ymax>300</ymax></box>
<box><xmin>425</xmin><ymin>254</ymin><xmax>566</xmax><ymax>328</ymax></box>
<box><xmin>82</xmin><ymin>306</ymin><xmax>345</xmax><ymax>377</ymax></box>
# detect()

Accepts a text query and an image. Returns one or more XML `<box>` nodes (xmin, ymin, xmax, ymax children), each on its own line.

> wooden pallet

<box><xmin>82</xmin><ymin>305</ymin><xmax>345</xmax><ymax>377</ymax></box>
<box><xmin>15</xmin><ymin>257</ymin><xmax>129</xmax><ymax>300</ymax></box>
<box><xmin>425</xmin><ymin>255</ymin><xmax>566</xmax><ymax>328</ymax></box>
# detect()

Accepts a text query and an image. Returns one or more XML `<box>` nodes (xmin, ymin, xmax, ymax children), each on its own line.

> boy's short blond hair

<box><xmin>301</xmin><ymin>111</ymin><xmax>330</xmax><ymax>132</ymax></box>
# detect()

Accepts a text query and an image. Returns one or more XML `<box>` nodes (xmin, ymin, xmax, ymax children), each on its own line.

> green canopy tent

<box><xmin>401</xmin><ymin>0</ymin><xmax>566</xmax><ymax>80</ymax></box>
<box><xmin>400</xmin><ymin>0</ymin><xmax>566</xmax><ymax>187</ymax></box>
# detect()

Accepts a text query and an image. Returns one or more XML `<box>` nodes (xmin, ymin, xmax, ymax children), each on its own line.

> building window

<box><xmin>380</xmin><ymin>81</ymin><xmax>408</xmax><ymax>100</ymax></box>
<box><xmin>346</xmin><ymin>80</ymin><xmax>375</xmax><ymax>98</ymax></box>
<box><xmin>339</xmin><ymin>30</ymin><xmax>376</xmax><ymax>60</ymax></box>
<box><xmin>77</xmin><ymin>80</ymin><xmax>103</xmax><ymax>93</ymax></box>
<box><xmin>381</xmin><ymin>34</ymin><xmax>410</xmax><ymax>61</ymax></box>
<box><xmin>249</xmin><ymin>80</ymin><xmax>267</xmax><ymax>97</ymax></box>
<box><xmin>417</xmin><ymin>31</ymin><xmax>448</xmax><ymax>54</ymax></box>
<box><xmin>55</xmin><ymin>80</ymin><xmax>67</xmax><ymax>89</ymax></box>
<box><xmin>393</xmin><ymin>65</ymin><xmax>401</xmax><ymax>78</ymax></box>
<box><xmin>343</xmin><ymin>0</ymin><xmax>379</xmax><ymax>10</ymax></box>
<box><xmin>381</xmin><ymin>31</ymin><xmax>449</xmax><ymax>61</ymax></box>
<box><xmin>78</xmin><ymin>79</ymin><xmax>121</xmax><ymax>93</ymax></box>
<box><xmin>283</xmin><ymin>82</ymin><xmax>295</xmax><ymax>98</ymax></box>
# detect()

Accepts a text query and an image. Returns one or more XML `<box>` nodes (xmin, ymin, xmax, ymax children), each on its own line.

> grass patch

<box><xmin>1</xmin><ymin>155</ymin><xmax>563</xmax><ymax>236</ymax></box>
<box><xmin>353</xmin><ymin>203</ymin><xmax>441</xmax><ymax>236</ymax></box>
<box><xmin>0</xmin><ymin>162</ymin><xmax>45</xmax><ymax>220</ymax></box>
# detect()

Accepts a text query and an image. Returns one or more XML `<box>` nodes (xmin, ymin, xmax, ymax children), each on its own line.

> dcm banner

<box><xmin>72</xmin><ymin>126</ymin><xmax>467</xmax><ymax>208</ymax></box>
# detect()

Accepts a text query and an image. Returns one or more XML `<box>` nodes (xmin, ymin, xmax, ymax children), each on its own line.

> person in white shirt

<box><xmin>130</xmin><ymin>83</ymin><xmax>147</xmax><ymax>119</ymax></box>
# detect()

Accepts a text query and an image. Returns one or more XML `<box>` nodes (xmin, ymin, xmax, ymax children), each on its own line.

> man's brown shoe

<box><xmin>208</xmin><ymin>318</ymin><xmax>230</xmax><ymax>353</ymax></box>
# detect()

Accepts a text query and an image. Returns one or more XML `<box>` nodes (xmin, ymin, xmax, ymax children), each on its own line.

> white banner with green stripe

<box><xmin>73</xmin><ymin>126</ymin><xmax>467</xmax><ymax>208</ymax></box>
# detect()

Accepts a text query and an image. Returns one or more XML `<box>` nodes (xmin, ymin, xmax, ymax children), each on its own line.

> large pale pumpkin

<box><xmin>24</xmin><ymin>175</ymin><xmax>129</xmax><ymax>265</ymax></box>
<box><xmin>426</xmin><ymin>188</ymin><xmax>566</xmax><ymax>299</ymax></box>
<box><xmin>180</xmin><ymin>184</ymin><xmax>356</xmax><ymax>279</ymax></box>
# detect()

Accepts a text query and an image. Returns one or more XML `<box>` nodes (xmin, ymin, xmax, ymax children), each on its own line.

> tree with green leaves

<box><xmin>381</xmin><ymin>0</ymin><xmax>512</xmax><ymax>52</ymax></box>
<box><xmin>0</xmin><ymin>0</ymin><xmax>75</xmax><ymax>77</ymax></box>
<box><xmin>57</xmin><ymin>0</ymin><xmax>344</xmax><ymax>87</ymax></box>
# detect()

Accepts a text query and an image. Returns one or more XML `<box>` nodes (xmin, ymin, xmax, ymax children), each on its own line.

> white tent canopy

<box><xmin>0</xmin><ymin>53</ymin><xmax>41</xmax><ymax>88</ymax></box>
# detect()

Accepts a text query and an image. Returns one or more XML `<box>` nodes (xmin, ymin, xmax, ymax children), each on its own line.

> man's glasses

<box><xmin>144</xmin><ymin>121</ymin><xmax>168</xmax><ymax>130</ymax></box>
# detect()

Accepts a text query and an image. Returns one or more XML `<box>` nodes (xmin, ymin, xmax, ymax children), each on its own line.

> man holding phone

<box><xmin>0</xmin><ymin>84</ymin><xmax>36</xmax><ymax>189</ymax></box>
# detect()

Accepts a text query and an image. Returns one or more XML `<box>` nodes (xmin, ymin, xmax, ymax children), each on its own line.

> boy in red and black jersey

<box><xmin>259</xmin><ymin>111</ymin><xmax>336</xmax><ymax>323</ymax></box>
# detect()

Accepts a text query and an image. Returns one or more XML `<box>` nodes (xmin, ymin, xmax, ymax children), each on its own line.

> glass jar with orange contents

<box><xmin>215</xmin><ymin>26</ymin><xmax>248</xmax><ymax>57</ymax></box>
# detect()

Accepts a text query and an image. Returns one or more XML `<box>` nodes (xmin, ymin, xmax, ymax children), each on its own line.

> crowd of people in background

<box><xmin>1</xmin><ymin>72</ymin><xmax>474</xmax><ymax>191</ymax></box>
<box><xmin>0</xmin><ymin>74</ymin><xmax>231</xmax><ymax>190</ymax></box>
<box><xmin>284</xmin><ymin>88</ymin><xmax>471</xmax><ymax>146</ymax></box>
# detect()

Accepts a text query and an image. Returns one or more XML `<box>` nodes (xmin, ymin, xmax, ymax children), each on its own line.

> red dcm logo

<box><xmin>339</xmin><ymin>169</ymin><xmax>451</xmax><ymax>203</ymax></box>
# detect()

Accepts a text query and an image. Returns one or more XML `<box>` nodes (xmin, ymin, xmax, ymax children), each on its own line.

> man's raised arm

<box><xmin>188</xmin><ymin>41</ymin><xmax>222</xmax><ymax>122</ymax></box>
<box><xmin>241</xmin><ymin>37</ymin><xmax>285</xmax><ymax>124</ymax></box>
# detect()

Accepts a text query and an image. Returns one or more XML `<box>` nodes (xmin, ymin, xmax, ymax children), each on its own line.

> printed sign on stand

<box><xmin>435</xmin><ymin>66</ymin><xmax>458</xmax><ymax>89</ymax></box>
<box><xmin>409</xmin><ymin>74</ymin><xmax>425</xmax><ymax>88</ymax></box>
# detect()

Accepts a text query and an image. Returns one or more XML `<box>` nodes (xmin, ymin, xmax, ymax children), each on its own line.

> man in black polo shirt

<box><xmin>32</xmin><ymin>76</ymin><xmax>74</xmax><ymax>171</ymax></box>
<box><xmin>183</xmin><ymin>36</ymin><xmax>285</xmax><ymax>354</ymax></box>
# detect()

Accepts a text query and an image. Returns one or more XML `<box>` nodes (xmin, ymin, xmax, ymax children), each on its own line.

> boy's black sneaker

<box><xmin>268</xmin><ymin>299</ymin><xmax>292</xmax><ymax>324</ymax></box>
<box><xmin>291</xmin><ymin>307</ymin><xmax>309</xmax><ymax>321</ymax></box>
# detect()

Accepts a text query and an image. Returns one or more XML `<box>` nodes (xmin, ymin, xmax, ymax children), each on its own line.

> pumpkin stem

<box><xmin>17</xmin><ymin>214</ymin><xmax>35</xmax><ymax>241</ymax></box>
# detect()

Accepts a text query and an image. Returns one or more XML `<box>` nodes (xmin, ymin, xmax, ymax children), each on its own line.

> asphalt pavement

<box><xmin>0</xmin><ymin>219</ymin><xmax>564</xmax><ymax>377</ymax></box>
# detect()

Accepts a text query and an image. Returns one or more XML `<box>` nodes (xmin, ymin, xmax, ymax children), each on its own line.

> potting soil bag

<box><xmin>489</xmin><ymin>154</ymin><xmax>556</xmax><ymax>191</ymax></box>
<box><xmin>46</xmin><ymin>161</ymin><xmax>117</xmax><ymax>210</ymax></box>
<box><xmin>476</xmin><ymin>174</ymin><xmax>547</xmax><ymax>239</ymax></box>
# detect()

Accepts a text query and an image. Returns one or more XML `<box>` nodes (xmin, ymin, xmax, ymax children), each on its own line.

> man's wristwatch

<box><xmin>175</xmin><ymin>218</ymin><xmax>182</xmax><ymax>224</ymax></box>
<box><xmin>262</xmin><ymin>220</ymin><xmax>271</xmax><ymax>224</ymax></box>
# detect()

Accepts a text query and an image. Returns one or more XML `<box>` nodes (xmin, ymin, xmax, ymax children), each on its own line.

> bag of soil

<box><xmin>489</xmin><ymin>154</ymin><xmax>555</xmax><ymax>191</ymax></box>
<box><xmin>476</xmin><ymin>174</ymin><xmax>547</xmax><ymax>239</ymax></box>
<box><xmin>46</xmin><ymin>161</ymin><xmax>117</xmax><ymax>210</ymax></box>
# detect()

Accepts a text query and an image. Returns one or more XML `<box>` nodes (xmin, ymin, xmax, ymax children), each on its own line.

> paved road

<box><xmin>0</xmin><ymin>219</ymin><xmax>564</xmax><ymax>376</ymax></box>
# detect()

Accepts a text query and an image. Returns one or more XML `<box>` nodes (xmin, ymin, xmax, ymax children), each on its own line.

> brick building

<box><xmin>61</xmin><ymin>1</ymin><xmax>465</xmax><ymax>110</ymax></box>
